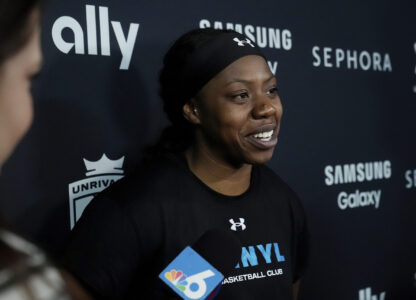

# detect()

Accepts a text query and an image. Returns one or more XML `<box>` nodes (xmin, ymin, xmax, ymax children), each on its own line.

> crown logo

<box><xmin>83</xmin><ymin>154</ymin><xmax>124</xmax><ymax>176</ymax></box>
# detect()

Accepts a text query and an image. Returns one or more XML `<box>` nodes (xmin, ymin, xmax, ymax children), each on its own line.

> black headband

<box><xmin>180</xmin><ymin>32</ymin><xmax>266</xmax><ymax>102</ymax></box>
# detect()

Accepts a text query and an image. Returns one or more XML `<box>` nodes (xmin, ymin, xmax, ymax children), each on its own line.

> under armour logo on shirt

<box><xmin>233</xmin><ymin>37</ymin><xmax>255</xmax><ymax>47</ymax></box>
<box><xmin>229</xmin><ymin>218</ymin><xmax>246</xmax><ymax>231</ymax></box>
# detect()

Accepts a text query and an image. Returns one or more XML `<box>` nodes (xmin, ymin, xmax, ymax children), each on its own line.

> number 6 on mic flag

<box><xmin>159</xmin><ymin>246</ymin><xmax>224</xmax><ymax>300</ymax></box>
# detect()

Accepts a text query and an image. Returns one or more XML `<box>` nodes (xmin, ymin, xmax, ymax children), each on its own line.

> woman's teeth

<box><xmin>253</xmin><ymin>130</ymin><xmax>274</xmax><ymax>141</ymax></box>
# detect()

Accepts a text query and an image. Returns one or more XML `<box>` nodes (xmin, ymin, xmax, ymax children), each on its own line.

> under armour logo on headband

<box><xmin>229</xmin><ymin>218</ymin><xmax>246</xmax><ymax>231</ymax></box>
<box><xmin>233</xmin><ymin>37</ymin><xmax>255</xmax><ymax>48</ymax></box>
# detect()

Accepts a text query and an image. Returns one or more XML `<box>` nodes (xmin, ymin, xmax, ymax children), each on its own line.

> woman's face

<box><xmin>193</xmin><ymin>55</ymin><xmax>283</xmax><ymax>166</ymax></box>
<box><xmin>0</xmin><ymin>11</ymin><xmax>42</xmax><ymax>167</ymax></box>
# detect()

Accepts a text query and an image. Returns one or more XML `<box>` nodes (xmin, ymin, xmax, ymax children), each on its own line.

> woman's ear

<box><xmin>183</xmin><ymin>99</ymin><xmax>201</xmax><ymax>125</ymax></box>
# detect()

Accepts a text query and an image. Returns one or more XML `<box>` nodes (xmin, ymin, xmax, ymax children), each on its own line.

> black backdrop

<box><xmin>0</xmin><ymin>0</ymin><xmax>415</xmax><ymax>299</ymax></box>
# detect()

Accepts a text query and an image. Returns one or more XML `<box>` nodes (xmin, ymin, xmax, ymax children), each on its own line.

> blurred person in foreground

<box><xmin>0</xmin><ymin>0</ymin><xmax>90</xmax><ymax>298</ymax></box>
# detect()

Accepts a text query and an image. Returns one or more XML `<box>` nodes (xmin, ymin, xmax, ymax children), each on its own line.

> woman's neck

<box><xmin>185</xmin><ymin>144</ymin><xmax>252</xmax><ymax>196</ymax></box>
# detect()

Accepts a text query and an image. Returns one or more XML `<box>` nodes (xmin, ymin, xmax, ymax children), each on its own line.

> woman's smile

<box><xmin>245</xmin><ymin>124</ymin><xmax>279</xmax><ymax>150</ymax></box>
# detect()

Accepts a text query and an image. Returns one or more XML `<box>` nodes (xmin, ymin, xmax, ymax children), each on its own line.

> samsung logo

<box><xmin>324</xmin><ymin>160</ymin><xmax>392</xmax><ymax>186</ymax></box>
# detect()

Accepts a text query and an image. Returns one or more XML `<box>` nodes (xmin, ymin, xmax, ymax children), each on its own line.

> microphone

<box><xmin>158</xmin><ymin>229</ymin><xmax>241</xmax><ymax>300</ymax></box>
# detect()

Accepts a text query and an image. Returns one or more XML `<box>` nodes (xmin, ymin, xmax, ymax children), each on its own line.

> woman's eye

<box><xmin>268</xmin><ymin>87</ymin><xmax>278</xmax><ymax>95</ymax></box>
<box><xmin>232</xmin><ymin>92</ymin><xmax>249</xmax><ymax>100</ymax></box>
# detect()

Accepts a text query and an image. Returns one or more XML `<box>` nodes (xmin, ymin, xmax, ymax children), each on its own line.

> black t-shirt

<box><xmin>62</xmin><ymin>153</ymin><xmax>309</xmax><ymax>299</ymax></box>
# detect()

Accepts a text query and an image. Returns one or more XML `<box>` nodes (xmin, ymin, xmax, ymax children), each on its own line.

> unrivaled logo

<box><xmin>359</xmin><ymin>287</ymin><xmax>386</xmax><ymax>300</ymax></box>
<box><xmin>68</xmin><ymin>154</ymin><xmax>125</xmax><ymax>229</ymax></box>
<box><xmin>159</xmin><ymin>247</ymin><xmax>223</xmax><ymax>300</ymax></box>
<box><xmin>52</xmin><ymin>4</ymin><xmax>139</xmax><ymax>70</ymax></box>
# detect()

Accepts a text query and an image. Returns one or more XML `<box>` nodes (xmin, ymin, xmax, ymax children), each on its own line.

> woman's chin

<box><xmin>244</xmin><ymin>149</ymin><xmax>275</xmax><ymax>165</ymax></box>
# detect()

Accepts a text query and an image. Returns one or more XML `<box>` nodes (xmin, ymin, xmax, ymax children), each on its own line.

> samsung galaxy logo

<box><xmin>52</xmin><ymin>4</ymin><xmax>139</xmax><ymax>70</ymax></box>
<box><xmin>338</xmin><ymin>189</ymin><xmax>381</xmax><ymax>210</ymax></box>
<box><xmin>324</xmin><ymin>161</ymin><xmax>392</xmax><ymax>186</ymax></box>
<box><xmin>312</xmin><ymin>46</ymin><xmax>392</xmax><ymax>72</ymax></box>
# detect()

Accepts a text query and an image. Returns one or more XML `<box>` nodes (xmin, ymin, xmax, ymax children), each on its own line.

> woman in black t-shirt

<box><xmin>64</xmin><ymin>28</ymin><xmax>309</xmax><ymax>299</ymax></box>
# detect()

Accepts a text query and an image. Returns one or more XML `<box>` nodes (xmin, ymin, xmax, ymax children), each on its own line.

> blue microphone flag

<box><xmin>159</xmin><ymin>246</ymin><xmax>224</xmax><ymax>300</ymax></box>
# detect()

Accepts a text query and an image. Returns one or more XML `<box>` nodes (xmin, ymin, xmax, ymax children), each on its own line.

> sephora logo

<box><xmin>405</xmin><ymin>168</ymin><xmax>416</xmax><ymax>189</ymax></box>
<box><xmin>68</xmin><ymin>154</ymin><xmax>125</xmax><ymax>229</ymax></box>
<box><xmin>52</xmin><ymin>4</ymin><xmax>139</xmax><ymax>70</ymax></box>
<box><xmin>312</xmin><ymin>46</ymin><xmax>392</xmax><ymax>72</ymax></box>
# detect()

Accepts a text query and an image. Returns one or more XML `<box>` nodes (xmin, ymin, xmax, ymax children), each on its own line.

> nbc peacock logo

<box><xmin>164</xmin><ymin>269</ymin><xmax>188</xmax><ymax>292</ymax></box>
<box><xmin>68</xmin><ymin>154</ymin><xmax>125</xmax><ymax>229</ymax></box>
<box><xmin>159</xmin><ymin>247</ymin><xmax>223</xmax><ymax>299</ymax></box>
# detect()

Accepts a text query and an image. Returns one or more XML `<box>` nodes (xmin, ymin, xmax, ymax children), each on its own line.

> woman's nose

<box><xmin>252</xmin><ymin>96</ymin><xmax>276</xmax><ymax>119</ymax></box>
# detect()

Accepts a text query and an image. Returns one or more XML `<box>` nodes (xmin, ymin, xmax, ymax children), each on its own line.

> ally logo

<box><xmin>52</xmin><ymin>5</ymin><xmax>139</xmax><ymax>70</ymax></box>
<box><xmin>68</xmin><ymin>154</ymin><xmax>125</xmax><ymax>229</ymax></box>
<box><xmin>159</xmin><ymin>247</ymin><xmax>223</xmax><ymax>299</ymax></box>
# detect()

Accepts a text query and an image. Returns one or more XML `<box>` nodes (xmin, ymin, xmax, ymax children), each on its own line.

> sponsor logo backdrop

<box><xmin>0</xmin><ymin>0</ymin><xmax>415</xmax><ymax>299</ymax></box>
